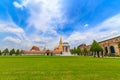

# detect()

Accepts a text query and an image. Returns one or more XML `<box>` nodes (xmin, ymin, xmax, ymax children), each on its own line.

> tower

<box><xmin>58</xmin><ymin>37</ymin><xmax>63</xmax><ymax>51</ymax></box>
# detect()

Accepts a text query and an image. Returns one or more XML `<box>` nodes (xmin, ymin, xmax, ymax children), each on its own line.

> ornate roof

<box><xmin>30</xmin><ymin>46</ymin><xmax>40</xmax><ymax>51</ymax></box>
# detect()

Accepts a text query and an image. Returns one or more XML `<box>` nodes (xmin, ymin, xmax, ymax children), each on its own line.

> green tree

<box><xmin>3</xmin><ymin>48</ymin><xmax>9</xmax><ymax>56</ymax></box>
<box><xmin>70</xmin><ymin>49</ymin><xmax>74</xmax><ymax>54</ymax></box>
<box><xmin>90</xmin><ymin>41</ymin><xmax>96</xmax><ymax>57</ymax></box>
<box><xmin>73</xmin><ymin>47</ymin><xmax>77</xmax><ymax>55</ymax></box>
<box><xmin>0</xmin><ymin>50</ymin><xmax>2</xmax><ymax>56</ymax></box>
<box><xmin>15</xmin><ymin>49</ymin><xmax>21</xmax><ymax>56</ymax></box>
<box><xmin>118</xmin><ymin>41</ymin><xmax>120</xmax><ymax>54</ymax></box>
<box><xmin>83</xmin><ymin>48</ymin><xmax>88</xmax><ymax>56</ymax></box>
<box><xmin>77</xmin><ymin>47</ymin><xmax>82</xmax><ymax>55</ymax></box>
<box><xmin>90</xmin><ymin>40</ymin><xmax>103</xmax><ymax>58</ymax></box>
<box><xmin>10</xmin><ymin>49</ymin><xmax>15</xmax><ymax>56</ymax></box>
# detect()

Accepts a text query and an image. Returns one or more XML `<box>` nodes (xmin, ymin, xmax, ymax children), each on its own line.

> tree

<box><xmin>10</xmin><ymin>49</ymin><xmax>15</xmax><ymax>56</ymax></box>
<box><xmin>90</xmin><ymin>41</ymin><xmax>96</xmax><ymax>57</ymax></box>
<box><xmin>0</xmin><ymin>50</ymin><xmax>2</xmax><ymax>56</ymax></box>
<box><xmin>73</xmin><ymin>47</ymin><xmax>77</xmax><ymax>55</ymax></box>
<box><xmin>70</xmin><ymin>49</ymin><xmax>74</xmax><ymax>54</ymax></box>
<box><xmin>90</xmin><ymin>40</ymin><xmax>103</xmax><ymax>58</ymax></box>
<box><xmin>77</xmin><ymin>47</ymin><xmax>82</xmax><ymax>55</ymax></box>
<box><xmin>15</xmin><ymin>49</ymin><xmax>21</xmax><ymax>56</ymax></box>
<box><xmin>83</xmin><ymin>48</ymin><xmax>88</xmax><ymax>56</ymax></box>
<box><xmin>118</xmin><ymin>41</ymin><xmax>120</xmax><ymax>54</ymax></box>
<box><xmin>3</xmin><ymin>48</ymin><xmax>9</xmax><ymax>56</ymax></box>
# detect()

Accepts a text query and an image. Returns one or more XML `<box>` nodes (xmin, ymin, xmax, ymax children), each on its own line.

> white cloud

<box><xmin>0</xmin><ymin>21</ymin><xmax>26</xmax><ymax>40</ymax></box>
<box><xmin>13</xmin><ymin>0</ymin><xmax>65</xmax><ymax>33</ymax></box>
<box><xmin>3</xmin><ymin>36</ymin><xmax>21</xmax><ymax>44</ymax></box>
<box><xmin>13</xmin><ymin>1</ymin><xmax>23</xmax><ymax>9</ymax></box>
<box><xmin>11</xmin><ymin>1</ymin><xmax>120</xmax><ymax>49</ymax></box>
<box><xmin>27</xmin><ymin>33</ymin><xmax>60</xmax><ymax>49</ymax></box>
<box><xmin>6</xmin><ymin>27</ymin><xmax>24</xmax><ymax>33</ymax></box>
<box><xmin>0</xmin><ymin>20</ymin><xmax>31</xmax><ymax>49</ymax></box>
<box><xmin>84</xmin><ymin>24</ymin><xmax>89</xmax><ymax>28</ymax></box>
<box><xmin>12</xmin><ymin>0</ymin><xmax>66</xmax><ymax>49</ymax></box>
<box><xmin>0</xmin><ymin>19</ymin><xmax>59</xmax><ymax>50</ymax></box>
<box><xmin>0</xmin><ymin>21</ymin><xmax>24</xmax><ymax>33</ymax></box>
<box><xmin>28</xmin><ymin>0</ymin><xmax>65</xmax><ymax>33</ymax></box>
<box><xmin>67</xmin><ymin>32</ymin><xmax>87</xmax><ymax>42</ymax></box>
<box><xmin>67</xmin><ymin>13</ymin><xmax>120</xmax><ymax>48</ymax></box>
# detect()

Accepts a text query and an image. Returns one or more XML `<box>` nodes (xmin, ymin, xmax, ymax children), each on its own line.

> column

<box><xmin>66</xmin><ymin>46</ymin><xmax>68</xmax><ymax>52</ymax></box>
<box><xmin>108</xmin><ymin>46</ymin><xmax>111</xmax><ymax>55</ymax></box>
<box><xmin>68</xmin><ymin>46</ymin><xmax>70</xmax><ymax>52</ymax></box>
<box><xmin>62</xmin><ymin>46</ymin><xmax>64</xmax><ymax>52</ymax></box>
<box><xmin>64</xmin><ymin>46</ymin><xmax>65</xmax><ymax>52</ymax></box>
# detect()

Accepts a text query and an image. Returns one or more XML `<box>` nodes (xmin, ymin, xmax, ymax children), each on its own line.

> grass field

<box><xmin>0</xmin><ymin>56</ymin><xmax>120</xmax><ymax>80</ymax></box>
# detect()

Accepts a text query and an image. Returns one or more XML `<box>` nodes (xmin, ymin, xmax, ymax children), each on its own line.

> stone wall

<box><xmin>99</xmin><ymin>36</ymin><xmax>120</xmax><ymax>55</ymax></box>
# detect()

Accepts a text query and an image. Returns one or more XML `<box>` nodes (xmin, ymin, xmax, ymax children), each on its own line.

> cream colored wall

<box><xmin>87</xmin><ymin>37</ymin><xmax>120</xmax><ymax>55</ymax></box>
<box><xmin>100</xmin><ymin>38</ymin><xmax>120</xmax><ymax>55</ymax></box>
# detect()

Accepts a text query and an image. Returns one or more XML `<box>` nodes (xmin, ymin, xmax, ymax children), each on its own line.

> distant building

<box><xmin>86</xmin><ymin>36</ymin><xmax>120</xmax><ymax>56</ymax></box>
<box><xmin>62</xmin><ymin>42</ymin><xmax>71</xmax><ymax>56</ymax></box>
<box><xmin>21</xmin><ymin>46</ymin><xmax>46</xmax><ymax>55</ymax></box>
<box><xmin>21</xmin><ymin>37</ymin><xmax>71</xmax><ymax>56</ymax></box>
<box><xmin>99</xmin><ymin>36</ymin><xmax>120</xmax><ymax>55</ymax></box>
<box><xmin>30</xmin><ymin>46</ymin><xmax>40</xmax><ymax>51</ymax></box>
<box><xmin>78</xmin><ymin>43</ymin><xmax>87</xmax><ymax>51</ymax></box>
<box><xmin>54</xmin><ymin>36</ymin><xmax>63</xmax><ymax>52</ymax></box>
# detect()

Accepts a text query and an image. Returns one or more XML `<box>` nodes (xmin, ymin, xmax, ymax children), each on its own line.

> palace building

<box><xmin>79</xmin><ymin>36</ymin><xmax>120</xmax><ymax>56</ymax></box>
<box><xmin>21</xmin><ymin>37</ymin><xmax>71</xmax><ymax>56</ymax></box>
<box><xmin>98</xmin><ymin>36</ymin><xmax>120</xmax><ymax>55</ymax></box>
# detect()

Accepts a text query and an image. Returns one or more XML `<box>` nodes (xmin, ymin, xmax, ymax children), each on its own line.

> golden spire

<box><xmin>59</xmin><ymin>36</ymin><xmax>62</xmax><ymax>44</ymax></box>
<box><xmin>58</xmin><ymin>36</ymin><xmax>63</xmax><ymax>51</ymax></box>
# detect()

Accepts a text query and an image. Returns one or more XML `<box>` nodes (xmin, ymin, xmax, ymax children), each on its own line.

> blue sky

<box><xmin>0</xmin><ymin>0</ymin><xmax>120</xmax><ymax>50</ymax></box>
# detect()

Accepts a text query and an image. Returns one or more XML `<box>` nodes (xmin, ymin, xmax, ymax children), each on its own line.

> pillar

<box><xmin>108</xmin><ymin>46</ymin><xmax>111</xmax><ymax>55</ymax></box>
<box><xmin>62</xmin><ymin>46</ymin><xmax>64</xmax><ymax>52</ymax></box>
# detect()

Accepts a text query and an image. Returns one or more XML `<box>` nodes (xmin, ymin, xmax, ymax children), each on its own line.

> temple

<box><xmin>54</xmin><ymin>36</ymin><xmax>63</xmax><ymax>51</ymax></box>
<box><xmin>21</xmin><ymin>37</ymin><xmax>71</xmax><ymax>56</ymax></box>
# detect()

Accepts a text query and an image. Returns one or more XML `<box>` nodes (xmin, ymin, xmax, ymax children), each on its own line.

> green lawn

<box><xmin>0</xmin><ymin>56</ymin><xmax>120</xmax><ymax>80</ymax></box>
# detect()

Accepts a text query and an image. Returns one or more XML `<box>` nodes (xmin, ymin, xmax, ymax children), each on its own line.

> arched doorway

<box><xmin>46</xmin><ymin>50</ymin><xmax>50</xmax><ymax>56</ymax></box>
<box><xmin>105</xmin><ymin>47</ymin><xmax>108</xmax><ymax>55</ymax></box>
<box><xmin>110</xmin><ymin>46</ymin><xmax>115</xmax><ymax>54</ymax></box>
